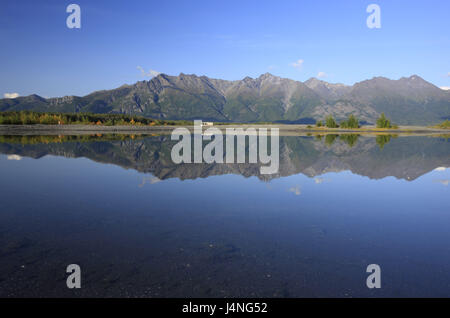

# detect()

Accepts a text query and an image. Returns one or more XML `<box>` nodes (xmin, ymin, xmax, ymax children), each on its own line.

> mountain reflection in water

<box><xmin>0</xmin><ymin>134</ymin><xmax>448</xmax><ymax>181</ymax></box>
<box><xmin>0</xmin><ymin>133</ymin><xmax>449</xmax><ymax>297</ymax></box>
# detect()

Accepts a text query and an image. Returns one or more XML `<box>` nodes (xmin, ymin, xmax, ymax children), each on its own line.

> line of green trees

<box><xmin>316</xmin><ymin>114</ymin><xmax>360</xmax><ymax>128</ymax></box>
<box><xmin>376</xmin><ymin>113</ymin><xmax>393</xmax><ymax>128</ymax></box>
<box><xmin>315</xmin><ymin>113</ymin><xmax>397</xmax><ymax>129</ymax></box>
<box><xmin>339</xmin><ymin>115</ymin><xmax>360</xmax><ymax>129</ymax></box>
<box><xmin>325</xmin><ymin>115</ymin><xmax>339</xmax><ymax>128</ymax></box>
<box><xmin>0</xmin><ymin>111</ymin><xmax>193</xmax><ymax>126</ymax></box>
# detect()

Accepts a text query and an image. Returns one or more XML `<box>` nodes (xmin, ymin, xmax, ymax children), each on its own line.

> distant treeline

<box><xmin>0</xmin><ymin>111</ymin><xmax>193</xmax><ymax>126</ymax></box>
<box><xmin>437</xmin><ymin>120</ymin><xmax>450</xmax><ymax>129</ymax></box>
<box><xmin>314</xmin><ymin>113</ymin><xmax>398</xmax><ymax>129</ymax></box>
<box><xmin>0</xmin><ymin>134</ymin><xmax>150</xmax><ymax>145</ymax></box>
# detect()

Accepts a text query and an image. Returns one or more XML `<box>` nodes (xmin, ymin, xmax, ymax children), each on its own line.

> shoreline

<box><xmin>0</xmin><ymin>124</ymin><xmax>448</xmax><ymax>136</ymax></box>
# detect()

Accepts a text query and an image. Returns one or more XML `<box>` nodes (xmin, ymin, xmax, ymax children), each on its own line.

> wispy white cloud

<box><xmin>434</xmin><ymin>179</ymin><xmax>449</xmax><ymax>186</ymax></box>
<box><xmin>149</xmin><ymin>70</ymin><xmax>161</xmax><ymax>77</ymax></box>
<box><xmin>291</xmin><ymin>59</ymin><xmax>304</xmax><ymax>70</ymax></box>
<box><xmin>4</xmin><ymin>93</ymin><xmax>19</xmax><ymax>99</ymax></box>
<box><xmin>137</xmin><ymin>66</ymin><xmax>161</xmax><ymax>78</ymax></box>
<box><xmin>434</xmin><ymin>167</ymin><xmax>447</xmax><ymax>171</ymax></box>
<box><xmin>440</xmin><ymin>86</ymin><xmax>450</xmax><ymax>90</ymax></box>
<box><xmin>314</xmin><ymin>177</ymin><xmax>324</xmax><ymax>184</ymax></box>
<box><xmin>288</xmin><ymin>185</ymin><xmax>301</xmax><ymax>195</ymax></box>
<box><xmin>139</xmin><ymin>176</ymin><xmax>161</xmax><ymax>187</ymax></box>
<box><xmin>7</xmin><ymin>154</ymin><xmax>22</xmax><ymax>160</ymax></box>
<box><xmin>317</xmin><ymin>72</ymin><xmax>327</xmax><ymax>78</ymax></box>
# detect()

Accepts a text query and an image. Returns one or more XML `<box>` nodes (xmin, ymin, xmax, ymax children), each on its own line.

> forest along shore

<box><xmin>0</xmin><ymin>124</ymin><xmax>448</xmax><ymax>136</ymax></box>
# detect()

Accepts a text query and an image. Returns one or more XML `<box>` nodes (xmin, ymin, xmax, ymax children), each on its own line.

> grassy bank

<box><xmin>434</xmin><ymin>120</ymin><xmax>450</xmax><ymax>129</ymax></box>
<box><xmin>0</xmin><ymin>111</ymin><xmax>192</xmax><ymax>126</ymax></box>
<box><xmin>0</xmin><ymin>111</ymin><xmax>448</xmax><ymax>134</ymax></box>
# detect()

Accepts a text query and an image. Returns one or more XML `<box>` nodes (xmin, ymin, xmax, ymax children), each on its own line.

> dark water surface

<box><xmin>0</xmin><ymin>134</ymin><xmax>449</xmax><ymax>297</ymax></box>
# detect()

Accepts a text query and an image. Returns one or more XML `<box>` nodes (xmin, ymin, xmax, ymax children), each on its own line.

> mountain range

<box><xmin>1</xmin><ymin>73</ymin><xmax>449</xmax><ymax>125</ymax></box>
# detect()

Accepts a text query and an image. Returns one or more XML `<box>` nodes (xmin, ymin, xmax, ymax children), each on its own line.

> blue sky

<box><xmin>0</xmin><ymin>0</ymin><xmax>449</xmax><ymax>98</ymax></box>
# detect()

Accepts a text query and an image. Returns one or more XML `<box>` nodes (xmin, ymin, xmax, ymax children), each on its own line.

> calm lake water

<box><xmin>0</xmin><ymin>133</ymin><xmax>449</xmax><ymax>297</ymax></box>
